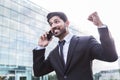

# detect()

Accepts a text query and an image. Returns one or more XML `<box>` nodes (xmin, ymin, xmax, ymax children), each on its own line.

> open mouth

<box><xmin>53</xmin><ymin>29</ymin><xmax>60</xmax><ymax>35</ymax></box>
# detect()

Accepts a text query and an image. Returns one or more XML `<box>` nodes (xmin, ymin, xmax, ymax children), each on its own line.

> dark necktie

<box><xmin>59</xmin><ymin>40</ymin><xmax>65</xmax><ymax>67</ymax></box>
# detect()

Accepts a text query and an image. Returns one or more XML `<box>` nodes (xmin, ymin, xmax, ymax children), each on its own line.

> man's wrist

<box><xmin>35</xmin><ymin>46</ymin><xmax>45</xmax><ymax>50</ymax></box>
<box><xmin>98</xmin><ymin>24</ymin><xmax>107</xmax><ymax>28</ymax></box>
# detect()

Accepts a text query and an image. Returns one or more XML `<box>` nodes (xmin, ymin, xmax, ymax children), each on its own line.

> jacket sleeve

<box><xmin>89</xmin><ymin>27</ymin><xmax>118</xmax><ymax>62</ymax></box>
<box><xmin>33</xmin><ymin>49</ymin><xmax>54</xmax><ymax>77</ymax></box>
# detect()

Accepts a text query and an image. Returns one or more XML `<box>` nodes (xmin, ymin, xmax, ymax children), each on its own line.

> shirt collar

<box><xmin>64</xmin><ymin>32</ymin><xmax>74</xmax><ymax>43</ymax></box>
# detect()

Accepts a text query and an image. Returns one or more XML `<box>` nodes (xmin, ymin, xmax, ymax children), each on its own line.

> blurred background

<box><xmin>0</xmin><ymin>0</ymin><xmax>120</xmax><ymax>80</ymax></box>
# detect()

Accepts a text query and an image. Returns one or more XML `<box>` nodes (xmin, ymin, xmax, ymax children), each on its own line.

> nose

<box><xmin>51</xmin><ymin>23</ymin><xmax>57</xmax><ymax>29</ymax></box>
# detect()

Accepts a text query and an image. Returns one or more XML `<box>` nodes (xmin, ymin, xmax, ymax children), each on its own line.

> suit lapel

<box><xmin>52</xmin><ymin>36</ymin><xmax>79</xmax><ymax>74</ymax></box>
<box><xmin>53</xmin><ymin>45</ymin><xmax>65</xmax><ymax>71</ymax></box>
<box><xmin>65</xmin><ymin>35</ymin><xmax>79</xmax><ymax>73</ymax></box>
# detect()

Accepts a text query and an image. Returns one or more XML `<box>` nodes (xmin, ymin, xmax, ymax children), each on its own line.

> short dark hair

<box><xmin>47</xmin><ymin>12</ymin><xmax>68</xmax><ymax>23</ymax></box>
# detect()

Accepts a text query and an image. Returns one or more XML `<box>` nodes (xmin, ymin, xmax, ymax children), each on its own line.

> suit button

<box><xmin>64</xmin><ymin>75</ymin><xmax>67</xmax><ymax>79</ymax></box>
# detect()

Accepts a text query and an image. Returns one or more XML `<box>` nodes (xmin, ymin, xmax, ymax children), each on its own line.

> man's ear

<box><xmin>65</xmin><ymin>20</ymin><xmax>70</xmax><ymax>27</ymax></box>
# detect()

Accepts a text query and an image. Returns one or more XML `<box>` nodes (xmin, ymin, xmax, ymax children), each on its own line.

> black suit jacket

<box><xmin>33</xmin><ymin>28</ymin><xmax>118</xmax><ymax>80</ymax></box>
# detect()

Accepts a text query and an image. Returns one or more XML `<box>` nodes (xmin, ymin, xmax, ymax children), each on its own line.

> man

<box><xmin>33</xmin><ymin>11</ymin><xmax>118</xmax><ymax>80</ymax></box>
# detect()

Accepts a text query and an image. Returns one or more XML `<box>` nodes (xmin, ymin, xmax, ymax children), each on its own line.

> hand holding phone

<box><xmin>47</xmin><ymin>30</ymin><xmax>53</xmax><ymax>40</ymax></box>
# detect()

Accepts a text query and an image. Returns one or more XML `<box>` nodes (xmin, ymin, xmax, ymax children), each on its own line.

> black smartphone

<box><xmin>47</xmin><ymin>30</ymin><xmax>53</xmax><ymax>40</ymax></box>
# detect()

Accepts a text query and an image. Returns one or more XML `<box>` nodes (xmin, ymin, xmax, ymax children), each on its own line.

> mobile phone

<box><xmin>47</xmin><ymin>30</ymin><xmax>53</xmax><ymax>40</ymax></box>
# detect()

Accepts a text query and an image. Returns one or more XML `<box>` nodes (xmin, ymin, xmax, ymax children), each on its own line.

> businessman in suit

<box><xmin>33</xmin><ymin>11</ymin><xmax>118</xmax><ymax>80</ymax></box>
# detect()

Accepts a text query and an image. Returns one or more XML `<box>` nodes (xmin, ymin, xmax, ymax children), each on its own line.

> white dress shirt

<box><xmin>59</xmin><ymin>33</ymin><xmax>73</xmax><ymax>64</ymax></box>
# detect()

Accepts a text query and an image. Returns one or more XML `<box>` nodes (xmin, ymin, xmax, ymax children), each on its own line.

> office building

<box><xmin>0</xmin><ymin>0</ymin><xmax>81</xmax><ymax>80</ymax></box>
<box><xmin>94</xmin><ymin>69</ymin><xmax>120</xmax><ymax>80</ymax></box>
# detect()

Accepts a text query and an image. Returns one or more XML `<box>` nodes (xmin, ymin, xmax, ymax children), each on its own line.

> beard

<box><xmin>53</xmin><ymin>27</ymin><xmax>67</xmax><ymax>38</ymax></box>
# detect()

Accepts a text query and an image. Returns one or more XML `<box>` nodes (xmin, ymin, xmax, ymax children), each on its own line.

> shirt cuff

<box><xmin>98</xmin><ymin>24</ymin><xmax>107</xmax><ymax>28</ymax></box>
<box><xmin>35</xmin><ymin>46</ymin><xmax>45</xmax><ymax>50</ymax></box>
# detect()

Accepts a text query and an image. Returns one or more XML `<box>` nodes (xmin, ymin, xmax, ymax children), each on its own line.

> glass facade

<box><xmin>0</xmin><ymin>0</ymin><xmax>81</xmax><ymax>80</ymax></box>
<box><xmin>94</xmin><ymin>69</ymin><xmax>120</xmax><ymax>80</ymax></box>
<box><xmin>0</xmin><ymin>0</ymin><xmax>49</xmax><ymax>80</ymax></box>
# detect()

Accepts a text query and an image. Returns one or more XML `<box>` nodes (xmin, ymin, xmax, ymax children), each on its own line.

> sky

<box><xmin>29</xmin><ymin>0</ymin><xmax>120</xmax><ymax>73</ymax></box>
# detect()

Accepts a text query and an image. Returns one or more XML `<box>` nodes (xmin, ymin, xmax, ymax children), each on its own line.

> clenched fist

<box><xmin>88</xmin><ymin>12</ymin><xmax>103</xmax><ymax>28</ymax></box>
